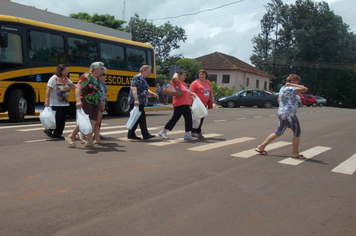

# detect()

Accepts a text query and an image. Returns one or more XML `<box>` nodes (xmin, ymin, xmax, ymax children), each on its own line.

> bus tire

<box><xmin>111</xmin><ymin>91</ymin><xmax>130</xmax><ymax>116</ymax></box>
<box><xmin>8</xmin><ymin>89</ymin><xmax>27</xmax><ymax>122</ymax></box>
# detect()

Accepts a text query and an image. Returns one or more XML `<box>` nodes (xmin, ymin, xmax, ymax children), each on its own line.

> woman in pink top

<box><xmin>189</xmin><ymin>69</ymin><xmax>214</xmax><ymax>139</ymax></box>
<box><xmin>158</xmin><ymin>69</ymin><xmax>197</xmax><ymax>141</ymax></box>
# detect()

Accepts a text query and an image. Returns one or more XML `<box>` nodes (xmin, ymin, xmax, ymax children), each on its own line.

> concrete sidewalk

<box><xmin>0</xmin><ymin>103</ymin><xmax>173</xmax><ymax>119</ymax></box>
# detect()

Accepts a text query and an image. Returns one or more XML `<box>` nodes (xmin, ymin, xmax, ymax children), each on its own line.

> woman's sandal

<box><xmin>94</xmin><ymin>140</ymin><xmax>109</xmax><ymax>145</ymax></box>
<box><xmin>291</xmin><ymin>154</ymin><xmax>306</xmax><ymax>159</ymax></box>
<box><xmin>85</xmin><ymin>141</ymin><xmax>97</xmax><ymax>149</ymax></box>
<box><xmin>79</xmin><ymin>134</ymin><xmax>86</xmax><ymax>143</ymax></box>
<box><xmin>65</xmin><ymin>135</ymin><xmax>76</xmax><ymax>148</ymax></box>
<box><xmin>255</xmin><ymin>147</ymin><xmax>268</xmax><ymax>155</ymax></box>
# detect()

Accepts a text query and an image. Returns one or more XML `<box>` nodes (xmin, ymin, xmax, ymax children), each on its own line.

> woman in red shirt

<box><xmin>189</xmin><ymin>69</ymin><xmax>214</xmax><ymax>139</ymax></box>
<box><xmin>158</xmin><ymin>69</ymin><xmax>197</xmax><ymax>141</ymax></box>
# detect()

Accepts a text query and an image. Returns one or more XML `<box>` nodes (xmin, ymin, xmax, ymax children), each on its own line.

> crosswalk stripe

<box><xmin>231</xmin><ymin>141</ymin><xmax>292</xmax><ymax>158</ymax></box>
<box><xmin>331</xmin><ymin>153</ymin><xmax>356</xmax><ymax>175</ymax></box>
<box><xmin>278</xmin><ymin>146</ymin><xmax>332</xmax><ymax>165</ymax></box>
<box><xmin>214</xmin><ymin>120</ymin><xmax>227</xmax><ymax>122</ymax></box>
<box><xmin>188</xmin><ymin>137</ymin><xmax>255</xmax><ymax>152</ymax></box>
<box><xmin>147</xmin><ymin>133</ymin><xmax>223</xmax><ymax>146</ymax></box>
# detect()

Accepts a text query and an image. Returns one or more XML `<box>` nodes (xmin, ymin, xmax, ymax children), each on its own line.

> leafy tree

<box><xmin>125</xmin><ymin>14</ymin><xmax>187</xmax><ymax>64</ymax></box>
<box><xmin>175</xmin><ymin>58</ymin><xmax>201</xmax><ymax>84</ymax></box>
<box><xmin>251</xmin><ymin>0</ymin><xmax>356</xmax><ymax>108</ymax></box>
<box><xmin>69</xmin><ymin>13</ymin><xmax>125</xmax><ymax>30</ymax></box>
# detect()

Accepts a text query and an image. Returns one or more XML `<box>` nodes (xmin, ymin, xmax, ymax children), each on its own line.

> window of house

<box><xmin>222</xmin><ymin>75</ymin><xmax>230</xmax><ymax>83</ymax></box>
<box><xmin>264</xmin><ymin>81</ymin><xmax>268</xmax><ymax>90</ymax></box>
<box><xmin>246</xmin><ymin>77</ymin><xmax>249</xmax><ymax>86</ymax></box>
<box><xmin>256</xmin><ymin>79</ymin><xmax>259</xmax><ymax>89</ymax></box>
<box><xmin>209</xmin><ymin>74</ymin><xmax>217</xmax><ymax>83</ymax></box>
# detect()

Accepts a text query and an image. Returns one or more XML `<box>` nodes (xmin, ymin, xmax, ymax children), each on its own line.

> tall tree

<box><xmin>125</xmin><ymin>14</ymin><xmax>187</xmax><ymax>65</ymax></box>
<box><xmin>251</xmin><ymin>0</ymin><xmax>356</xmax><ymax>107</ymax></box>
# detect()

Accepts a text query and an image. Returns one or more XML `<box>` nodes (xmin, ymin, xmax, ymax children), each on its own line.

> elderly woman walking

<box><xmin>127</xmin><ymin>65</ymin><xmax>159</xmax><ymax>140</ymax></box>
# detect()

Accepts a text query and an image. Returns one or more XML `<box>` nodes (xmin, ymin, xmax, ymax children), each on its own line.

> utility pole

<box><xmin>122</xmin><ymin>0</ymin><xmax>126</xmax><ymax>21</ymax></box>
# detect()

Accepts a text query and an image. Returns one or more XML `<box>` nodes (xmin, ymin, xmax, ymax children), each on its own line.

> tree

<box><xmin>69</xmin><ymin>13</ymin><xmax>125</xmax><ymax>30</ymax></box>
<box><xmin>175</xmin><ymin>58</ymin><xmax>201</xmax><ymax>84</ymax></box>
<box><xmin>125</xmin><ymin>14</ymin><xmax>187</xmax><ymax>64</ymax></box>
<box><xmin>251</xmin><ymin>0</ymin><xmax>356</xmax><ymax>108</ymax></box>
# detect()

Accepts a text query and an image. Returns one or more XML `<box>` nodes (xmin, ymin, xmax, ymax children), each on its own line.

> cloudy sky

<box><xmin>10</xmin><ymin>0</ymin><xmax>356</xmax><ymax>65</ymax></box>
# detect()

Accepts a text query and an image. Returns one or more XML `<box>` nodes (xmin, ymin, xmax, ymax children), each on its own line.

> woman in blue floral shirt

<box><xmin>255</xmin><ymin>74</ymin><xmax>308</xmax><ymax>159</ymax></box>
<box><xmin>127</xmin><ymin>65</ymin><xmax>159</xmax><ymax>140</ymax></box>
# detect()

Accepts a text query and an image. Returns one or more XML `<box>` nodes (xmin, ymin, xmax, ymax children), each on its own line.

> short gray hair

<box><xmin>90</xmin><ymin>62</ymin><xmax>104</xmax><ymax>72</ymax></box>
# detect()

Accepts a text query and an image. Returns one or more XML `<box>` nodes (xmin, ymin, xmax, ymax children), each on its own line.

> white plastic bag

<box><xmin>191</xmin><ymin>96</ymin><xmax>208</xmax><ymax>119</ymax></box>
<box><xmin>76</xmin><ymin>108</ymin><xmax>92</xmax><ymax>135</ymax></box>
<box><xmin>126</xmin><ymin>106</ymin><xmax>142</xmax><ymax>129</ymax></box>
<box><xmin>192</xmin><ymin>111</ymin><xmax>201</xmax><ymax>129</ymax></box>
<box><xmin>39</xmin><ymin>107</ymin><xmax>56</xmax><ymax>129</ymax></box>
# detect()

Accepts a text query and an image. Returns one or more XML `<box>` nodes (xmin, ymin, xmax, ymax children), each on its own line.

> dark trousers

<box><xmin>165</xmin><ymin>105</ymin><xmax>192</xmax><ymax>132</ymax></box>
<box><xmin>50</xmin><ymin>106</ymin><xmax>68</xmax><ymax>136</ymax></box>
<box><xmin>192</xmin><ymin>117</ymin><xmax>204</xmax><ymax>134</ymax></box>
<box><xmin>128</xmin><ymin>104</ymin><xmax>150</xmax><ymax>137</ymax></box>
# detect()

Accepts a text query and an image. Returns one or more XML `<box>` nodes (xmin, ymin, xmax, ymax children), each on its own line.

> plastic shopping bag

<box><xmin>39</xmin><ymin>107</ymin><xmax>56</xmax><ymax>129</ymax></box>
<box><xmin>76</xmin><ymin>108</ymin><xmax>92</xmax><ymax>135</ymax></box>
<box><xmin>192</xmin><ymin>111</ymin><xmax>201</xmax><ymax>129</ymax></box>
<box><xmin>191</xmin><ymin>96</ymin><xmax>208</xmax><ymax>119</ymax></box>
<box><xmin>126</xmin><ymin>106</ymin><xmax>142</xmax><ymax>129</ymax></box>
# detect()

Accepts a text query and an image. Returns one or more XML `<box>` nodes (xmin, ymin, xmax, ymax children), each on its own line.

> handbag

<box><xmin>162</xmin><ymin>82</ymin><xmax>183</xmax><ymax>97</ymax></box>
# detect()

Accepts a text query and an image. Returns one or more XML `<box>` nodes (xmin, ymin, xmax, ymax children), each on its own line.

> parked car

<box><xmin>301</xmin><ymin>94</ymin><xmax>318</xmax><ymax>107</ymax></box>
<box><xmin>216</xmin><ymin>90</ymin><xmax>278</xmax><ymax>108</ymax></box>
<box><xmin>297</xmin><ymin>93</ymin><xmax>305</xmax><ymax>107</ymax></box>
<box><xmin>314</xmin><ymin>96</ymin><xmax>327</xmax><ymax>107</ymax></box>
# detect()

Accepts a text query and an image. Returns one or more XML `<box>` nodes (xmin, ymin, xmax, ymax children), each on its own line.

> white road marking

<box><xmin>268</xmin><ymin>115</ymin><xmax>276</xmax><ymax>117</ymax></box>
<box><xmin>236</xmin><ymin>118</ymin><xmax>246</xmax><ymax>120</ymax></box>
<box><xmin>278</xmin><ymin>146</ymin><xmax>332</xmax><ymax>165</ymax></box>
<box><xmin>254</xmin><ymin>116</ymin><xmax>263</xmax><ymax>118</ymax></box>
<box><xmin>25</xmin><ymin>139</ymin><xmax>50</xmax><ymax>143</ymax></box>
<box><xmin>148</xmin><ymin>133</ymin><xmax>223</xmax><ymax>146</ymax></box>
<box><xmin>188</xmin><ymin>137</ymin><xmax>255</xmax><ymax>152</ymax></box>
<box><xmin>214</xmin><ymin>120</ymin><xmax>227</xmax><ymax>122</ymax></box>
<box><xmin>231</xmin><ymin>141</ymin><xmax>292</xmax><ymax>158</ymax></box>
<box><xmin>331</xmin><ymin>153</ymin><xmax>356</xmax><ymax>175</ymax></box>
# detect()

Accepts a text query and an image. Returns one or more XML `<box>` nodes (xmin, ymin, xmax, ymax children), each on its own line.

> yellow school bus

<box><xmin>0</xmin><ymin>15</ymin><xmax>156</xmax><ymax>122</ymax></box>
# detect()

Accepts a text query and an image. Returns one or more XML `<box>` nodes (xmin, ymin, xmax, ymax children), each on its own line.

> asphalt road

<box><xmin>0</xmin><ymin>106</ymin><xmax>355</xmax><ymax>236</ymax></box>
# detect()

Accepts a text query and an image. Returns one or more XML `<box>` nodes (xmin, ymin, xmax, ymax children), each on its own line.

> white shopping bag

<box><xmin>191</xmin><ymin>111</ymin><xmax>201</xmax><ymax>129</ymax></box>
<box><xmin>39</xmin><ymin>107</ymin><xmax>56</xmax><ymax>129</ymax></box>
<box><xmin>76</xmin><ymin>108</ymin><xmax>92</xmax><ymax>135</ymax></box>
<box><xmin>191</xmin><ymin>96</ymin><xmax>208</xmax><ymax>119</ymax></box>
<box><xmin>126</xmin><ymin>106</ymin><xmax>142</xmax><ymax>129</ymax></box>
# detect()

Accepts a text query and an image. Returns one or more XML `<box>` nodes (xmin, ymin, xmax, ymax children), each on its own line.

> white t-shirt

<box><xmin>47</xmin><ymin>75</ymin><xmax>73</xmax><ymax>106</ymax></box>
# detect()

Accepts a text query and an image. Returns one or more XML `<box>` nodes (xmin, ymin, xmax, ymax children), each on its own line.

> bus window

<box><xmin>127</xmin><ymin>48</ymin><xmax>146</xmax><ymax>71</ymax></box>
<box><xmin>68</xmin><ymin>37</ymin><xmax>97</xmax><ymax>65</ymax></box>
<box><xmin>0</xmin><ymin>32</ymin><xmax>23</xmax><ymax>63</ymax></box>
<box><xmin>147</xmin><ymin>50</ymin><xmax>153</xmax><ymax>68</ymax></box>
<box><xmin>100</xmin><ymin>43</ymin><xmax>126</xmax><ymax>69</ymax></box>
<box><xmin>29</xmin><ymin>31</ymin><xmax>65</xmax><ymax>63</ymax></box>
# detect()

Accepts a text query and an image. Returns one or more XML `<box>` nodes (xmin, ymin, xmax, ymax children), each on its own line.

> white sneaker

<box><xmin>158</xmin><ymin>130</ymin><xmax>168</xmax><ymax>139</ymax></box>
<box><xmin>184</xmin><ymin>134</ymin><xmax>197</xmax><ymax>141</ymax></box>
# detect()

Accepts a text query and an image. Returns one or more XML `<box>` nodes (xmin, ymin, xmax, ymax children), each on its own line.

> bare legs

<box><xmin>257</xmin><ymin>133</ymin><xmax>302</xmax><ymax>158</ymax></box>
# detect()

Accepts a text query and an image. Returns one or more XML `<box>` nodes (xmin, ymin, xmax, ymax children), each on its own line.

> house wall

<box><xmin>206</xmin><ymin>69</ymin><xmax>271</xmax><ymax>92</ymax></box>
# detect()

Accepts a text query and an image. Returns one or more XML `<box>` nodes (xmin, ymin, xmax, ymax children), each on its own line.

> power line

<box><xmin>148</xmin><ymin>0</ymin><xmax>244</xmax><ymax>21</ymax></box>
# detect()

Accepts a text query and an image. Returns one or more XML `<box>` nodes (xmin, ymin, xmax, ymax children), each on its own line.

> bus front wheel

<box><xmin>8</xmin><ymin>89</ymin><xmax>27</xmax><ymax>122</ymax></box>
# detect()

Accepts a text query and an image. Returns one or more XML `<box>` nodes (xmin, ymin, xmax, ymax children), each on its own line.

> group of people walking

<box><xmin>43</xmin><ymin>62</ymin><xmax>307</xmax><ymax>159</ymax></box>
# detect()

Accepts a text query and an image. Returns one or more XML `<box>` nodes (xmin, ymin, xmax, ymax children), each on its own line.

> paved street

<box><xmin>0</xmin><ymin>106</ymin><xmax>355</xmax><ymax>235</ymax></box>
